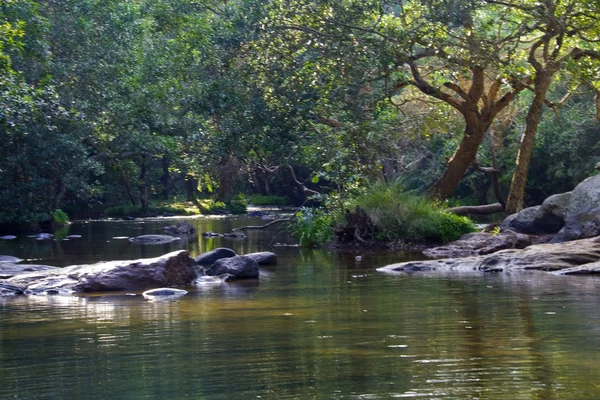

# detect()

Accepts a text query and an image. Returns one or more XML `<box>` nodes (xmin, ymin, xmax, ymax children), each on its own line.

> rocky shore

<box><xmin>379</xmin><ymin>174</ymin><xmax>600</xmax><ymax>276</ymax></box>
<box><xmin>0</xmin><ymin>247</ymin><xmax>275</xmax><ymax>296</ymax></box>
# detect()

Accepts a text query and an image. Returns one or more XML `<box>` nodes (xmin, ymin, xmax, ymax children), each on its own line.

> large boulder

<box><xmin>245</xmin><ymin>251</ymin><xmax>277</xmax><ymax>265</ymax></box>
<box><xmin>205</xmin><ymin>255</ymin><xmax>259</xmax><ymax>279</ymax></box>
<box><xmin>501</xmin><ymin>174</ymin><xmax>600</xmax><ymax>242</ymax></box>
<box><xmin>129</xmin><ymin>234</ymin><xmax>181</xmax><ymax>244</ymax></box>
<box><xmin>2</xmin><ymin>251</ymin><xmax>196</xmax><ymax>295</ymax></box>
<box><xmin>194</xmin><ymin>247</ymin><xmax>237</xmax><ymax>265</ymax></box>
<box><xmin>378</xmin><ymin>237</ymin><xmax>600</xmax><ymax>275</ymax></box>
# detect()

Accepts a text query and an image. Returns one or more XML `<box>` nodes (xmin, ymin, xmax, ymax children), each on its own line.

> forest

<box><xmin>1</xmin><ymin>0</ymin><xmax>599</xmax><ymax>237</ymax></box>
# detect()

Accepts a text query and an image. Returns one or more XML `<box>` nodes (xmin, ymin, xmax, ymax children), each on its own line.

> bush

<box><xmin>355</xmin><ymin>180</ymin><xmax>476</xmax><ymax>243</ymax></box>
<box><xmin>228</xmin><ymin>194</ymin><xmax>247</xmax><ymax>215</ymax></box>
<box><xmin>197</xmin><ymin>199</ymin><xmax>228</xmax><ymax>214</ymax></box>
<box><xmin>248</xmin><ymin>194</ymin><xmax>292</xmax><ymax>205</ymax></box>
<box><xmin>53</xmin><ymin>209</ymin><xmax>70</xmax><ymax>225</ymax></box>
<box><xmin>289</xmin><ymin>207</ymin><xmax>336</xmax><ymax>247</ymax></box>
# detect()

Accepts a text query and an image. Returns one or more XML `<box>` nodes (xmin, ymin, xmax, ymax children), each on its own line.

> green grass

<box><xmin>289</xmin><ymin>207</ymin><xmax>337</xmax><ymax>247</ymax></box>
<box><xmin>248</xmin><ymin>194</ymin><xmax>292</xmax><ymax>206</ymax></box>
<box><xmin>354</xmin><ymin>180</ymin><xmax>476</xmax><ymax>243</ymax></box>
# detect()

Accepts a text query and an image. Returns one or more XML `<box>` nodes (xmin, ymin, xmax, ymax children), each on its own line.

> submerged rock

<box><xmin>378</xmin><ymin>237</ymin><xmax>600</xmax><ymax>275</ymax></box>
<box><xmin>205</xmin><ymin>255</ymin><xmax>259</xmax><ymax>280</ymax></box>
<box><xmin>27</xmin><ymin>233</ymin><xmax>53</xmax><ymax>240</ymax></box>
<box><xmin>202</xmin><ymin>231</ymin><xmax>223</xmax><ymax>238</ymax></box>
<box><xmin>142</xmin><ymin>287</ymin><xmax>188</xmax><ymax>299</ymax></box>
<box><xmin>194</xmin><ymin>247</ymin><xmax>237</xmax><ymax>265</ymax></box>
<box><xmin>163</xmin><ymin>221</ymin><xmax>196</xmax><ymax>235</ymax></box>
<box><xmin>128</xmin><ymin>234</ymin><xmax>181</xmax><ymax>244</ymax></box>
<box><xmin>3</xmin><ymin>251</ymin><xmax>196</xmax><ymax>295</ymax></box>
<box><xmin>0</xmin><ymin>235</ymin><xmax>17</xmax><ymax>240</ymax></box>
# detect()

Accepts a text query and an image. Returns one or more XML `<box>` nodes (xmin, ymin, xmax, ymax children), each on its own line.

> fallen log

<box><xmin>447</xmin><ymin>202</ymin><xmax>505</xmax><ymax>216</ymax></box>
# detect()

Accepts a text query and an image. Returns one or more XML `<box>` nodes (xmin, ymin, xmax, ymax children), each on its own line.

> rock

<box><xmin>27</xmin><ymin>233</ymin><xmax>54</xmax><ymax>240</ymax></box>
<box><xmin>205</xmin><ymin>255</ymin><xmax>259</xmax><ymax>279</ymax></box>
<box><xmin>423</xmin><ymin>232</ymin><xmax>535</xmax><ymax>259</ymax></box>
<box><xmin>128</xmin><ymin>234</ymin><xmax>181</xmax><ymax>244</ymax></box>
<box><xmin>0</xmin><ymin>235</ymin><xmax>17</xmax><ymax>240</ymax></box>
<box><xmin>0</xmin><ymin>256</ymin><xmax>23</xmax><ymax>263</ymax></box>
<box><xmin>194</xmin><ymin>247</ymin><xmax>237</xmax><ymax>265</ymax></box>
<box><xmin>3</xmin><ymin>251</ymin><xmax>196</xmax><ymax>295</ymax></box>
<box><xmin>0</xmin><ymin>282</ymin><xmax>25</xmax><ymax>296</ymax></box>
<box><xmin>552</xmin><ymin>206</ymin><xmax>600</xmax><ymax>243</ymax></box>
<box><xmin>163</xmin><ymin>221</ymin><xmax>196</xmax><ymax>235</ymax></box>
<box><xmin>378</xmin><ymin>237</ymin><xmax>600</xmax><ymax>275</ymax></box>
<box><xmin>67</xmin><ymin>235</ymin><xmax>82</xmax><ymax>239</ymax></box>
<box><xmin>222</xmin><ymin>232</ymin><xmax>247</xmax><ymax>239</ymax></box>
<box><xmin>142</xmin><ymin>287</ymin><xmax>188</xmax><ymax>299</ymax></box>
<box><xmin>501</xmin><ymin>174</ymin><xmax>600</xmax><ymax>242</ymax></box>
<box><xmin>0</xmin><ymin>263</ymin><xmax>58</xmax><ymax>279</ymax></box>
<box><xmin>553</xmin><ymin>261</ymin><xmax>600</xmax><ymax>275</ymax></box>
<box><xmin>245</xmin><ymin>251</ymin><xmax>277</xmax><ymax>265</ymax></box>
<box><xmin>202</xmin><ymin>231</ymin><xmax>223</xmax><ymax>238</ymax></box>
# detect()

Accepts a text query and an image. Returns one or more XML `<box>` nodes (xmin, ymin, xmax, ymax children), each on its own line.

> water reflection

<box><xmin>2</xmin><ymin>220</ymin><xmax>600</xmax><ymax>398</ymax></box>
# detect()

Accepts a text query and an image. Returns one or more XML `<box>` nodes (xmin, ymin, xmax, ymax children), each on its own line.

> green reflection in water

<box><xmin>1</xmin><ymin>219</ymin><xmax>600</xmax><ymax>399</ymax></box>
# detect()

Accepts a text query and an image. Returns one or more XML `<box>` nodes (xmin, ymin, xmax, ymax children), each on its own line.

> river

<box><xmin>1</xmin><ymin>215</ymin><xmax>600</xmax><ymax>399</ymax></box>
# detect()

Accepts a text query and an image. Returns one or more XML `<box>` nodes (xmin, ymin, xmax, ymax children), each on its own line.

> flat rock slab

<box><xmin>423</xmin><ymin>232</ymin><xmax>536</xmax><ymax>259</ymax></box>
<box><xmin>128</xmin><ymin>234</ymin><xmax>181</xmax><ymax>244</ymax></box>
<box><xmin>0</xmin><ymin>263</ymin><xmax>58</xmax><ymax>279</ymax></box>
<box><xmin>0</xmin><ymin>256</ymin><xmax>23</xmax><ymax>263</ymax></box>
<box><xmin>378</xmin><ymin>237</ymin><xmax>600</xmax><ymax>275</ymax></box>
<box><xmin>0</xmin><ymin>235</ymin><xmax>17</xmax><ymax>240</ymax></box>
<box><xmin>142</xmin><ymin>287</ymin><xmax>188</xmax><ymax>300</ymax></box>
<box><xmin>3</xmin><ymin>251</ymin><xmax>196</xmax><ymax>295</ymax></box>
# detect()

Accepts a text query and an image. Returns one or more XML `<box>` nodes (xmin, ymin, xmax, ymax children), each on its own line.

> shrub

<box><xmin>354</xmin><ymin>180</ymin><xmax>476</xmax><ymax>243</ymax></box>
<box><xmin>228</xmin><ymin>194</ymin><xmax>247</xmax><ymax>215</ymax></box>
<box><xmin>289</xmin><ymin>207</ymin><xmax>336</xmax><ymax>247</ymax></box>
<box><xmin>197</xmin><ymin>199</ymin><xmax>228</xmax><ymax>214</ymax></box>
<box><xmin>248</xmin><ymin>194</ymin><xmax>292</xmax><ymax>205</ymax></box>
<box><xmin>53</xmin><ymin>209</ymin><xmax>70</xmax><ymax>225</ymax></box>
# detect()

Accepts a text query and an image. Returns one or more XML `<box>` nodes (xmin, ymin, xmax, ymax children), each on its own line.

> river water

<box><xmin>1</xmin><ymin>216</ymin><xmax>600</xmax><ymax>399</ymax></box>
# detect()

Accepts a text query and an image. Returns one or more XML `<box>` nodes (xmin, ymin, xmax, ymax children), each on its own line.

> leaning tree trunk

<box><xmin>505</xmin><ymin>72</ymin><xmax>553</xmax><ymax>214</ymax></box>
<box><xmin>138</xmin><ymin>156</ymin><xmax>149</xmax><ymax>215</ymax></box>
<box><xmin>428</xmin><ymin>116</ymin><xmax>489</xmax><ymax>199</ymax></box>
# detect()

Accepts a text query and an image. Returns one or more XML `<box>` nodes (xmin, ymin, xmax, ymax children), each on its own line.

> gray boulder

<box><xmin>205</xmin><ymin>255</ymin><xmax>259</xmax><ymax>279</ymax></box>
<box><xmin>128</xmin><ymin>234</ymin><xmax>181</xmax><ymax>244</ymax></box>
<box><xmin>501</xmin><ymin>174</ymin><xmax>600</xmax><ymax>242</ymax></box>
<box><xmin>245</xmin><ymin>251</ymin><xmax>277</xmax><ymax>265</ymax></box>
<box><xmin>163</xmin><ymin>222</ymin><xmax>196</xmax><ymax>235</ymax></box>
<box><xmin>194</xmin><ymin>247</ymin><xmax>237</xmax><ymax>265</ymax></box>
<box><xmin>3</xmin><ymin>251</ymin><xmax>196</xmax><ymax>295</ymax></box>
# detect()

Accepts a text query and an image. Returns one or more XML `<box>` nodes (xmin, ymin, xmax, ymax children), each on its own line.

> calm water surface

<box><xmin>1</xmin><ymin>216</ymin><xmax>600</xmax><ymax>399</ymax></box>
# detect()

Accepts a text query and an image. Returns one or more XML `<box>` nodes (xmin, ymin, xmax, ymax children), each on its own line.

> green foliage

<box><xmin>52</xmin><ymin>209</ymin><xmax>70</xmax><ymax>225</ymax></box>
<box><xmin>355</xmin><ymin>180</ymin><xmax>476</xmax><ymax>243</ymax></box>
<box><xmin>289</xmin><ymin>207</ymin><xmax>336</xmax><ymax>247</ymax></box>
<box><xmin>197</xmin><ymin>199</ymin><xmax>228</xmax><ymax>215</ymax></box>
<box><xmin>248</xmin><ymin>194</ymin><xmax>292</xmax><ymax>206</ymax></box>
<box><xmin>104</xmin><ymin>201</ymin><xmax>199</xmax><ymax>217</ymax></box>
<box><xmin>227</xmin><ymin>194</ymin><xmax>247</xmax><ymax>215</ymax></box>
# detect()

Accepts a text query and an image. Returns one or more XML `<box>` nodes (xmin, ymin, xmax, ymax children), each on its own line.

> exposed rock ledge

<box><xmin>1</xmin><ymin>251</ymin><xmax>196</xmax><ymax>295</ymax></box>
<box><xmin>378</xmin><ymin>236</ymin><xmax>600</xmax><ymax>275</ymax></box>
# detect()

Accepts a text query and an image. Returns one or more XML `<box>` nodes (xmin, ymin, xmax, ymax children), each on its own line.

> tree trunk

<box><xmin>428</xmin><ymin>118</ymin><xmax>488</xmax><ymax>199</ymax></box>
<box><xmin>185</xmin><ymin>175</ymin><xmax>198</xmax><ymax>202</ymax></box>
<box><xmin>505</xmin><ymin>72</ymin><xmax>553</xmax><ymax>214</ymax></box>
<box><xmin>138</xmin><ymin>156</ymin><xmax>149</xmax><ymax>214</ymax></box>
<box><xmin>160</xmin><ymin>156</ymin><xmax>170</xmax><ymax>200</ymax></box>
